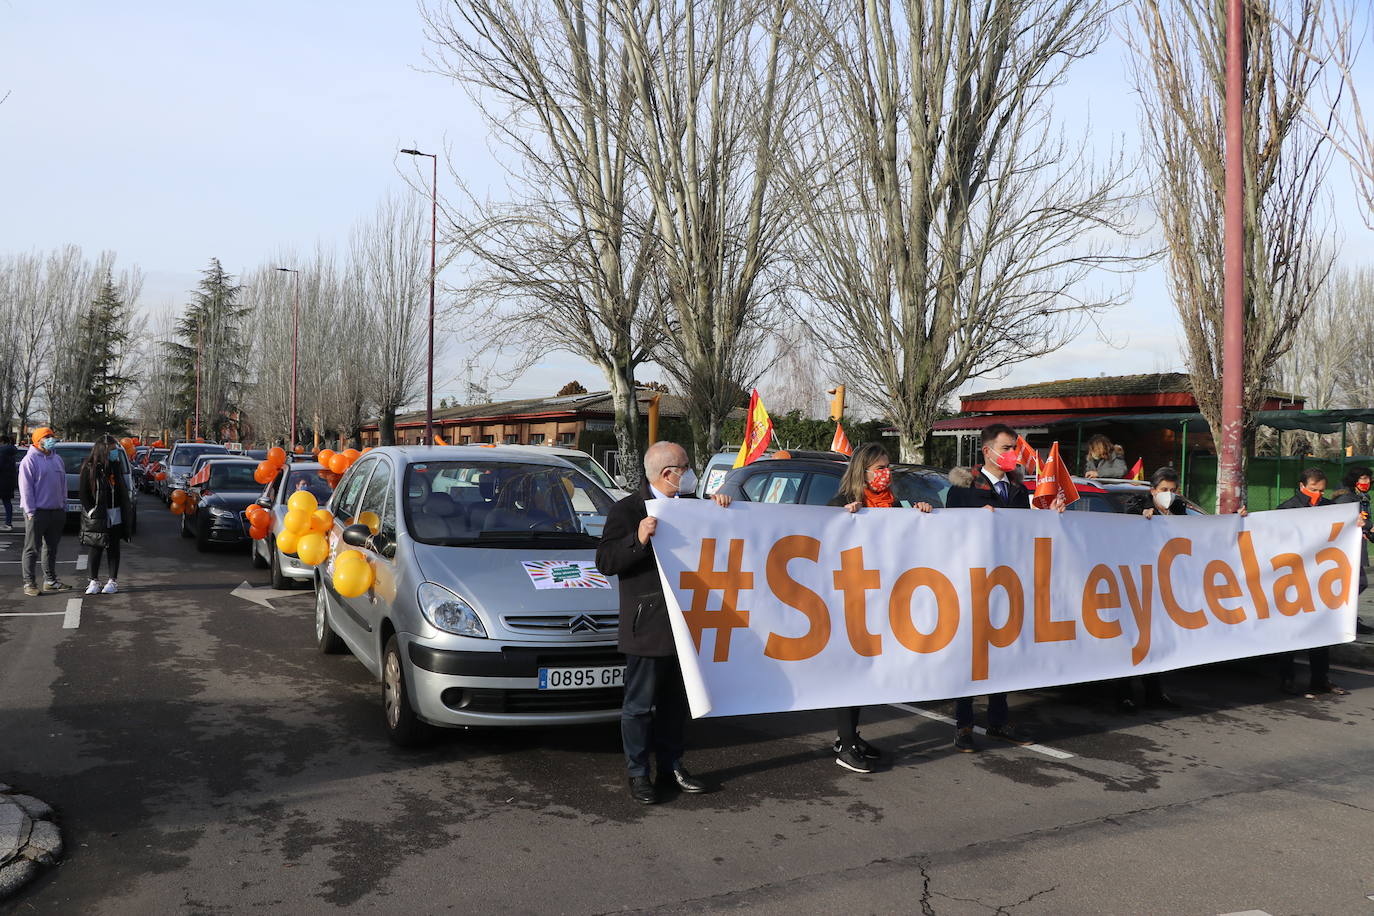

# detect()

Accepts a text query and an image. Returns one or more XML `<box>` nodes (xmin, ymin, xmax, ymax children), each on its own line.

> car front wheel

<box><xmin>315</xmin><ymin>584</ymin><xmax>346</xmax><ymax>655</ymax></box>
<box><xmin>383</xmin><ymin>635</ymin><xmax>434</xmax><ymax>747</ymax></box>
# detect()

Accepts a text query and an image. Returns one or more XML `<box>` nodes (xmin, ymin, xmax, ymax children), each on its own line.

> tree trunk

<box><xmin>380</xmin><ymin>406</ymin><xmax>397</xmax><ymax>447</ymax></box>
<box><xmin>608</xmin><ymin>368</ymin><xmax>642</xmax><ymax>490</ymax></box>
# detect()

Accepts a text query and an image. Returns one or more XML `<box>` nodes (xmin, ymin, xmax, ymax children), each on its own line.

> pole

<box><xmin>426</xmin><ymin>154</ymin><xmax>437</xmax><ymax>446</ymax></box>
<box><xmin>1180</xmin><ymin>420</ymin><xmax>1189</xmax><ymax>497</ymax></box>
<box><xmin>291</xmin><ymin>273</ymin><xmax>299</xmax><ymax>451</ymax></box>
<box><xmin>1218</xmin><ymin>0</ymin><xmax>1246</xmax><ymax>514</ymax></box>
<box><xmin>194</xmin><ymin>321</ymin><xmax>202</xmax><ymax>441</ymax></box>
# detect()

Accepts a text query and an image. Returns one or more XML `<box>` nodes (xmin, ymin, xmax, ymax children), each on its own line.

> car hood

<box><xmin>201</xmin><ymin>490</ymin><xmax>261</xmax><ymax>508</ymax></box>
<box><xmin>407</xmin><ymin>541</ymin><xmax>619</xmax><ymax>616</ymax></box>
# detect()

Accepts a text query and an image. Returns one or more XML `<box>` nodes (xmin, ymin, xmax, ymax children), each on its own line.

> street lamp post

<box><xmin>275</xmin><ymin>267</ymin><xmax>300</xmax><ymax>450</ymax></box>
<box><xmin>400</xmin><ymin>147</ymin><xmax>438</xmax><ymax>445</ymax></box>
<box><xmin>194</xmin><ymin>319</ymin><xmax>202</xmax><ymax>441</ymax></box>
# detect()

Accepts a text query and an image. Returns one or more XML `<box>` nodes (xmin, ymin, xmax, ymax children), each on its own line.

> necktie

<box><xmin>995</xmin><ymin>480</ymin><xmax>1009</xmax><ymax>504</ymax></box>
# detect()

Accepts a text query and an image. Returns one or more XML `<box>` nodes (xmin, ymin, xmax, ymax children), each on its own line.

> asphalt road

<box><xmin>3</xmin><ymin>494</ymin><xmax>1374</xmax><ymax>915</ymax></box>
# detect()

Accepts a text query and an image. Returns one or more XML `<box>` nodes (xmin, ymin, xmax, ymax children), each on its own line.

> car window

<box><xmin>284</xmin><ymin>468</ymin><xmax>334</xmax><ymax>503</ymax></box>
<box><xmin>170</xmin><ymin>445</ymin><xmax>225</xmax><ymax>466</ymax></box>
<box><xmin>358</xmin><ymin>461</ymin><xmax>392</xmax><ymax>527</ymax></box>
<box><xmin>209</xmin><ymin>463</ymin><xmax>260</xmax><ymax>490</ymax></box>
<box><xmin>803</xmin><ymin>473</ymin><xmax>842</xmax><ymax>506</ymax></box>
<box><xmin>379</xmin><ymin>481</ymin><xmax>397</xmax><ymax>541</ymax></box>
<box><xmin>893</xmin><ymin>471</ymin><xmax>948</xmax><ymax>509</ymax></box>
<box><xmin>54</xmin><ymin>448</ymin><xmax>88</xmax><ymax>474</ymax></box>
<box><xmin>1067</xmin><ymin>493</ymin><xmax>1120</xmax><ymax>513</ymax></box>
<box><xmin>564</xmin><ymin>455</ymin><xmax>616</xmax><ymax>490</ymax></box>
<box><xmin>332</xmin><ymin>458</ymin><xmax>377</xmax><ymax>520</ymax></box>
<box><xmin>757</xmin><ymin>471</ymin><xmax>805</xmax><ymax>504</ymax></box>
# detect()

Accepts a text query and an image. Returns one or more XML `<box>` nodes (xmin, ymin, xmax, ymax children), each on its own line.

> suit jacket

<box><xmin>596</xmin><ymin>483</ymin><xmax>697</xmax><ymax>657</ymax></box>
<box><xmin>945</xmin><ymin>467</ymin><xmax>1031</xmax><ymax>510</ymax></box>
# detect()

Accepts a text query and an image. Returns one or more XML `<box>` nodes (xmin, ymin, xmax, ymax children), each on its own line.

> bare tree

<box><xmin>1129</xmin><ymin>0</ymin><xmax>1338</xmax><ymax>494</ymax></box>
<box><xmin>787</xmin><ymin>0</ymin><xmax>1142</xmax><ymax>462</ymax></box>
<box><xmin>423</xmin><ymin>0</ymin><xmax>662</xmax><ymax>484</ymax></box>
<box><xmin>615</xmin><ymin>0</ymin><xmax>803</xmax><ymax>463</ymax></box>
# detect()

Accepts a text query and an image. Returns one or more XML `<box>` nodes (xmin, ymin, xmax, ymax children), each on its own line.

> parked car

<box><xmin>496</xmin><ymin>445</ymin><xmax>629</xmax><ymax>499</ymax></box>
<box><xmin>49</xmin><ymin>442</ymin><xmax>138</xmax><ymax>533</ymax></box>
<box><xmin>180</xmin><ymin>458</ymin><xmax>261</xmax><ymax>550</ymax></box>
<box><xmin>1085</xmin><ymin>478</ymin><xmax>1209</xmax><ymax>515</ymax></box>
<box><xmin>314</xmin><ymin>446</ymin><xmax>623</xmax><ymax>745</ymax></box>
<box><xmin>698</xmin><ymin>448</ymin><xmax>849</xmax><ymax>498</ymax></box>
<box><xmin>160</xmin><ymin>443</ymin><xmax>227</xmax><ymax>501</ymax></box>
<box><xmin>249</xmin><ymin>461</ymin><xmax>335</xmax><ymax>588</ymax></box>
<box><xmin>715</xmin><ymin>454</ymin><xmax>949</xmax><ymax>508</ymax></box>
<box><xmin>142</xmin><ymin>448</ymin><xmax>170</xmax><ymax>493</ymax></box>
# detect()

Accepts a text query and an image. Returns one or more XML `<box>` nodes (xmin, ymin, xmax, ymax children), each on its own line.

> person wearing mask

<box><xmin>0</xmin><ymin>434</ymin><xmax>19</xmax><ymax>532</ymax></box>
<box><xmin>1083</xmin><ymin>434</ymin><xmax>1127</xmax><ymax>479</ymax></box>
<box><xmin>18</xmin><ymin>426</ymin><xmax>71</xmax><ymax>597</ymax></box>
<box><xmin>596</xmin><ymin>441</ymin><xmax>731</xmax><ymax>805</ymax></box>
<box><xmin>1115</xmin><ymin>467</ymin><xmax>1186</xmax><ymax>712</ymax></box>
<box><xmin>78</xmin><ymin>435</ymin><xmax>133</xmax><ymax>595</ymax></box>
<box><xmin>1330</xmin><ymin>465</ymin><xmax>1374</xmax><ymax>635</ymax></box>
<box><xmin>945</xmin><ymin>423</ymin><xmax>1064</xmax><ymax>752</ymax></box>
<box><xmin>1274</xmin><ymin>468</ymin><xmax>1349</xmax><ymax>695</ymax></box>
<box><xmin>827</xmin><ymin>443</ymin><xmax>933</xmax><ymax>774</ymax></box>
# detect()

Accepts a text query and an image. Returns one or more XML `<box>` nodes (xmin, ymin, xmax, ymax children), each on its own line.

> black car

<box><xmin>715</xmin><ymin>456</ymin><xmax>951</xmax><ymax>508</ymax></box>
<box><xmin>181</xmin><ymin>459</ymin><xmax>262</xmax><ymax>550</ymax></box>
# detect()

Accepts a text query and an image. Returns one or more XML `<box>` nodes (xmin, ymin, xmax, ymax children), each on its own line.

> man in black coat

<box><xmin>596</xmin><ymin>440</ymin><xmax>731</xmax><ymax>805</ymax></box>
<box><xmin>1276</xmin><ymin>467</ymin><xmax>1350</xmax><ymax>695</ymax></box>
<box><xmin>944</xmin><ymin>423</ymin><xmax>1062</xmax><ymax>752</ymax></box>
<box><xmin>1330</xmin><ymin>465</ymin><xmax>1374</xmax><ymax>634</ymax></box>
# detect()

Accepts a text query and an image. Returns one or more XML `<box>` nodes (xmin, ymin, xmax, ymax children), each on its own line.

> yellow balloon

<box><xmin>309</xmin><ymin>508</ymin><xmax>334</xmax><ymax>534</ymax></box>
<box><xmin>287</xmin><ymin>489</ymin><xmax>318</xmax><ymax>515</ymax></box>
<box><xmin>336</xmin><ymin>548</ymin><xmax>367</xmax><ymax>568</ymax></box>
<box><xmin>276</xmin><ymin>529</ymin><xmax>301</xmax><ymax>555</ymax></box>
<box><xmin>283</xmin><ymin>508</ymin><xmax>310</xmax><ymax>534</ymax></box>
<box><xmin>357</xmin><ymin>511</ymin><xmax>381</xmax><ymax>535</ymax></box>
<box><xmin>334</xmin><ymin>557</ymin><xmax>374</xmax><ymax>598</ymax></box>
<box><xmin>296</xmin><ymin>532</ymin><xmax>329</xmax><ymax>566</ymax></box>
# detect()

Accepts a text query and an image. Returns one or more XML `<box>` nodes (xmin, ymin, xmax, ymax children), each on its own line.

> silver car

<box><xmin>314</xmin><ymin>446</ymin><xmax>623</xmax><ymax>745</ymax></box>
<box><xmin>248</xmin><ymin>461</ymin><xmax>334</xmax><ymax>589</ymax></box>
<box><xmin>161</xmin><ymin>442</ymin><xmax>227</xmax><ymax>501</ymax></box>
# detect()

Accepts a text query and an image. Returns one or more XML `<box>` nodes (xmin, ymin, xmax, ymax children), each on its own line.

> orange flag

<box><xmin>433</xmin><ymin>433</ymin><xmax>449</xmax><ymax>446</ymax></box>
<box><xmin>1015</xmin><ymin>435</ymin><xmax>1040</xmax><ymax>474</ymax></box>
<box><xmin>1032</xmin><ymin>442</ymin><xmax>1080</xmax><ymax>509</ymax></box>
<box><xmin>1128</xmin><ymin>457</ymin><xmax>1144</xmax><ymax>481</ymax></box>
<box><xmin>733</xmin><ymin>390</ymin><xmax>774</xmax><ymax>468</ymax></box>
<box><xmin>830</xmin><ymin>421</ymin><xmax>853</xmax><ymax>456</ymax></box>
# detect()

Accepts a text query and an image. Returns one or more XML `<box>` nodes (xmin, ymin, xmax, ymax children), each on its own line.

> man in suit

<box><xmin>945</xmin><ymin>423</ymin><xmax>1062</xmax><ymax>752</ymax></box>
<box><xmin>596</xmin><ymin>441</ymin><xmax>731</xmax><ymax>804</ymax></box>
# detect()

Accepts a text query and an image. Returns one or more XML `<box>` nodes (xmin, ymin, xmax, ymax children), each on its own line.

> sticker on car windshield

<box><xmin>521</xmin><ymin>560</ymin><xmax>612</xmax><ymax>590</ymax></box>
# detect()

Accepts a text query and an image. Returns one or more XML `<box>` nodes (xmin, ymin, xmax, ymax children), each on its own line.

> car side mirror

<box><xmin>255</xmin><ymin>498</ymin><xmax>271</xmax><ymax>509</ymax></box>
<box><xmin>342</xmin><ymin>524</ymin><xmax>372</xmax><ymax>548</ymax></box>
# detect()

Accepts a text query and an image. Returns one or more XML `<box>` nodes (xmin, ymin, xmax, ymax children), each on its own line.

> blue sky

<box><xmin>2</xmin><ymin>2</ymin><xmax>1369</xmax><ymax>412</ymax></box>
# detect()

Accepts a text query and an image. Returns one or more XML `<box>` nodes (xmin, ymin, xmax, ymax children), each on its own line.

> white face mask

<box><xmin>40</xmin><ymin>436</ymin><xmax>56</xmax><ymax>450</ymax></box>
<box><xmin>676</xmin><ymin>468</ymin><xmax>698</xmax><ymax>494</ymax></box>
<box><xmin>1154</xmin><ymin>491</ymin><xmax>1176</xmax><ymax>509</ymax></box>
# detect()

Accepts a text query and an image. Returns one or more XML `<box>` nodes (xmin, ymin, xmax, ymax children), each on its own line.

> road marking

<box><xmin>0</xmin><ymin>560</ymin><xmax>80</xmax><ymax>565</ymax></box>
<box><xmin>76</xmin><ymin>554</ymin><xmax>88</xmax><ymax>571</ymax></box>
<box><xmin>1218</xmin><ymin>911</ymin><xmax>1272</xmax><ymax>915</ymax></box>
<box><xmin>230</xmin><ymin>581</ymin><xmax>310</xmax><ymax>608</ymax></box>
<box><xmin>888</xmin><ymin>703</ymin><xmax>1076</xmax><ymax>760</ymax></box>
<box><xmin>0</xmin><ymin>611</ymin><xmax>66</xmax><ymax>617</ymax></box>
<box><xmin>63</xmin><ymin>598</ymin><xmax>81</xmax><ymax>629</ymax></box>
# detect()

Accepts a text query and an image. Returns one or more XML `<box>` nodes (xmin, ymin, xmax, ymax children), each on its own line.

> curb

<box><xmin>0</xmin><ymin>784</ymin><xmax>62</xmax><ymax>901</ymax></box>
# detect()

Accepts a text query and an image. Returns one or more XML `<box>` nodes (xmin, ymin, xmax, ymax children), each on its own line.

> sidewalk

<box><xmin>1329</xmin><ymin>587</ymin><xmax>1374</xmax><ymax>670</ymax></box>
<box><xmin>0</xmin><ymin>785</ymin><xmax>61</xmax><ymax>900</ymax></box>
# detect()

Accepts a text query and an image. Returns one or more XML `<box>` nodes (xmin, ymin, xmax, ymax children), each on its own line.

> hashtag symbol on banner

<box><xmin>678</xmin><ymin>538</ymin><xmax>753</xmax><ymax>662</ymax></box>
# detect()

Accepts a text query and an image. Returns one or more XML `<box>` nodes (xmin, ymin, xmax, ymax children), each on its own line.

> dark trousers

<box><xmin>87</xmin><ymin>535</ymin><xmax>122</xmax><ymax>581</ymax></box>
<box><xmin>836</xmin><ymin>707</ymin><xmax>861</xmax><ymax>743</ymax></box>
<box><xmin>955</xmin><ymin>693</ymin><xmax>1007</xmax><ymax>730</ymax></box>
<box><xmin>1114</xmin><ymin>674</ymin><xmax>1167</xmax><ymax>703</ymax></box>
<box><xmin>2</xmin><ymin>490</ymin><xmax>12</xmax><ymax>527</ymax></box>
<box><xmin>621</xmin><ymin>654</ymin><xmax>688</xmax><ymax>779</ymax></box>
<box><xmin>1279</xmin><ymin>648</ymin><xmax>1331</xmax><ymax>689</ymax></box>
<box><xmin>22</xmin><ymin>508</ymin><xmax>64</xmax><ymax>586</ymax></box>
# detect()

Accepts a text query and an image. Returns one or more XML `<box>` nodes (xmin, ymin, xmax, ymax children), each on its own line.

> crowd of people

<box><xmin>597</xmin><ymin>426</ymin><xmax>1374</xmax><ymax>804</ymax></box>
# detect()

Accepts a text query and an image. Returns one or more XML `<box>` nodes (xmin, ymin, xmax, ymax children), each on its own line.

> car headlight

<box><xmin>209</xmin><ymin>507</ymin><xmax>234</xmax><ymax>519</ymax></box>
<box><xmin>417</xmin><ymin>583</ymin><xmax>488</xmax><ymax>638</ymax></box>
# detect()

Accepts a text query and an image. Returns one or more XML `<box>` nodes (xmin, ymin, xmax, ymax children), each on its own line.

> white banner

<box><xmin>645</xmin><ymin>501</ymin><xmax>1362</xmax><ymax>719</ymax></box>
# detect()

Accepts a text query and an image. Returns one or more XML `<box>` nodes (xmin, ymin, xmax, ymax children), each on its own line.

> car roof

<box><xmin>730</xmin><ymin>457</ymin><xmax>851</xmax><ymax>473</ymax></box>
<box><xmin>368</xmin><ymin>445</ymin><xmax>581</xmax><ymax>469</ymax></box>
<box><xmin>282</xmin><ymin>461</ymin><xmax>324</xmax><ymax>471</ymax></box>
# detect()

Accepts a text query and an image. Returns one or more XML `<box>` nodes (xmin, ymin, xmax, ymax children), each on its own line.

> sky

<box><xmin>2</xmin><ymin>2</ymin><xmax>1370</xmax><ymax>415</ymax></box>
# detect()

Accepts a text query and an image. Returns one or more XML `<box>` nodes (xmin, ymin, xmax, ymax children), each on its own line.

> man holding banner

<box><xmin>945</xmin><ymin>424</ymin><xmax>1065</xmax><ymax>752</ymax></box>
<box><xmin>596</xmin><ymin>441</ymin><xmax>731</xmax><ymax>805</ymax></box>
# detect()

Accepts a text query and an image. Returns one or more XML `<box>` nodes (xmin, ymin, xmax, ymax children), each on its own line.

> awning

<box><xmin>934</xmin><ymin>407</ymin><xmax>1374</xmax><ymax>436</ymax></box>
<box><xmin>930</xmin><ymin>412</ymin><xmax>1082</xmax><ymax>432</ymax></box>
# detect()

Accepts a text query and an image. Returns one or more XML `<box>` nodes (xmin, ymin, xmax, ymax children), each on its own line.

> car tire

<box><xmin>130</xmin><ymin>505</ymin><xmax>138</xmax><ymax>537</ymax></box>
<box><xmin>195</xmin><ymin>517</ymin><xmax>211</xmax><ymax>552</ymax></box>
<box><xmin>315</xmin><ymin>584</ymin><xmax>346</xmax><ymax>655</ymax></box>
<box><xmin>383</xmin><ymin>634</ymin><xmax>435</xmax><ymax>747</ymax></box>
<box><xmin>270</xmin><ymin>541</ymin><xmax>292</xmax><ymax>591</ymax></box>
<box><xmin>179</xmin><ymin>511</ymin><xmax>192</xmax><ymax>539</ymax></box>
<box><xmin>250</xmin><ymin>540</ymin><xmax>269</xmax><ymax>569</ymax></box>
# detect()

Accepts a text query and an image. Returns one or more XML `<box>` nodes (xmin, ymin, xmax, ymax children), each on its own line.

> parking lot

<box><xmin>4</xmin><ymin>492</ymin><xmax>1374</xmax><ymax>915</ymax></box>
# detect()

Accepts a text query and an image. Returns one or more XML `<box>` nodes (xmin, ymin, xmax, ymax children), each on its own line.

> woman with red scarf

<box><xmin>826</xmin><ymin>442</ymin><xmax>932</xmax><ymax>773</ymax></box>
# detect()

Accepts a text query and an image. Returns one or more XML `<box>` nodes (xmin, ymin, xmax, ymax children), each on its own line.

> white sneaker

<box><xmin>101</xmin><ymin>579</ymin><xmax>118</xmax><ymax>594</ymax></box>
<box><xmin>84</xmin><ymin>579</ymin><xmax>100</xmax><ymax>595</ymax></box>
<box><xmin>0</xmin><ymin>524</ymin><xmax>12</xmax><ymax>532</ymax></box>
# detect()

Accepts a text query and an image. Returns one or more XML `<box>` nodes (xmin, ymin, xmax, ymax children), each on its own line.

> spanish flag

<box><xmin>1128</xmin><ymin>458</ymin><xmax>1144</xmax><ymax>481</ymax></box>
<box><xmin>830</xmin><ymin>421</ymin><xmax>853</xmax><ymax>457</ymax></box>
<box><xmin>1032</xmin><ymin>441</ymin><xmax>1080</xmax><ymax>509</ymax></box>
<box><xmin>734</xmin><ymin>389</ymin><xmax>774</xmax><ymax>468</ymax></box>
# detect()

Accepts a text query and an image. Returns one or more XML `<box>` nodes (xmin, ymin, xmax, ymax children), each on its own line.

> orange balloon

<box><xmin>155</xmin><ymin>472</ymin><xmax>167</xmax><ymax>481</ymax></box>
<box><xmin>329</xmin><ymin>453</ymin><xmax>349</xmax><ymax>474</ymax></box>
<box><xmin>293</xmin><ymin>445</ymin><xmax>304</xmax><ymax>454</ymax></box>
<box><xmin>170</xmin><ymin>502</ymin><xmax>184</xmax><ymax>515</ymax></box>
<box><xmin>254</xmin><ymin>463</ymin><xmax>274</xmax><ymax>485</ymax></box>
<box><xmin>318</xmin><ymin>449</ymin><xmax>336</xmax><ymax>467</ymax></box>
<box><xmin>171</xmin><ymin>489</ymin><xmax>187</xmax><ymax>503</ymax></box>
<box><xmin>250</xmin><ymin>521</ymin><xmax>270</xmax><ymax>540</ymax></box>
<box><xmin>342</xmin><ymin>448</ymin><xmax>360</xmax><ymax>462</ymax></box>
<box><xmin>267</xmin><ymin>446</ymin><xmax>287</xmax><ymax>467</ymax></box>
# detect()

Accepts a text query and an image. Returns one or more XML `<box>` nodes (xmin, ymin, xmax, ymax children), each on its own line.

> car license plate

<box><xmin>67</xmin><ymin>500</ymin><xmax>81</xmax><ymax>513</ymax></box>
<box><xmin>538</xmin><ymin>666</ymin><xmax>625</xmax><ymax>690</ymax></box>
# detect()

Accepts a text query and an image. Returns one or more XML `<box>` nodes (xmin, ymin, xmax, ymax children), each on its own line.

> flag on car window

<box><xmin>830</xmin><ymin>421</ymin><xmax>852</xmax><ymax>457</ymax></box>
<box><xmin>1032</xmin><ymin>441</ymin><xmax>1080</xmax><ymax>509</ymax></box>
<box><xmin>733</xmin><ymin>389</ymin><xmax>774</xmax><ymax>468</ymax></box>
<box><xmin>1128</xmin><ymin>457</ymin><xmax>1144</xmax><ymax>481</ymax></box>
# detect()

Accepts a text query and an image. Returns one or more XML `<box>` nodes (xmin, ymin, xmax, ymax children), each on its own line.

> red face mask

<box><xmin>990</xmin><ymin>448</ymin><xmax>1019</xmax><ymax>472</ymax></box>
<box><xmin>867</xmin><ymin>466</ymin><xmax>892</xmax><ymax>492</ymax></box>
<box><xmin>1300</xmin><ymin>485</ymin><xmax>1323</xmax><ymax>506</ymax></box>
<box><xmin>1358</xmin><ymin>481</ymin><xmax>1371</xmax><ymax>493</ymax></box>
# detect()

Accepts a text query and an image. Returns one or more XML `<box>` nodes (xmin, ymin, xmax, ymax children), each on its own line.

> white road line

<box><xmin>888</xmin><ymin>703</ymin><xmax>1076</xmax><ymax>760</ymax></box>
<box><xmin>75</xmin><ymin>554</ymin><xmax>88</xmax><ymax>571</ymax></box>
<box><xmin>0</xmin><ymin>611</ymin><xmax>66</xmax><ymax>617</ymax></box>
<box><xmin>0</xmin><ymin>560</ymin><xmax>80</xmax><ymax>565</ymax></box>
<box><xmin>63</xmin><ymin>598</ymin><xmax>81</xmax><ymax>629</ymax></box>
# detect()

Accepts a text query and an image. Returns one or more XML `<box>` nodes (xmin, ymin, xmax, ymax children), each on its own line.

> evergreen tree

<box><xmin>53</xmin><ymin>274</ymin><xmax>133</xmax><ymax>438</ymax></box>
<box><xmin>163</xmin><ymin>259</ymin><xmax>249</xmax><ymax>440</ymax></box>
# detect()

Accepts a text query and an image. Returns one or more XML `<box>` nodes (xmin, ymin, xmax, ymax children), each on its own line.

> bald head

<box><xmin>644</xmin><ymin>441</ymin><xmax>689</xmax><ymax>494</ymax></box>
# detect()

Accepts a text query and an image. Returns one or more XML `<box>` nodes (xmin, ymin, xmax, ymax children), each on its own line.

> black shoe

<box><xmin>832</xmin><ymin>733</ymin><xmax>882</xmax><ymax>760</ymax></box>
<box><xmin>985</xmin><ymin>724</ymin><xmax>1034</xmax><ymax>746</ymax></box>
<box><xmin>835</xmin><ymin>744</ymin><xmax>874</xmax><ymax>773</ymax></box>
<box><xmin>658</xmin><ymin>766</ymin><xmax>708</xmax><ymax>794</ymax></box>
<box><xmin>628</xmin><ymin>774</ymin><xmax>657</xmax><ymax>805</ymax></box>
<box><xmin>953</xmin><ymin>728</ymin><xmax>978</xmax><ymax>753</ymax></box>
<box><xmin>1357</xmin><ymin>620</ymin><xmax>1373</xmax><ymax>635</ymax></box>
<box><xmin>1310</xmin><ymin>682</ymin><xmax>1350</xmax><ymax>696</ymax></box>
<box><xmin>1144</xmin><ymin>693</ymin><xmax>1182</xmax><ymax>709</ymax></box>
<box><xmin>1116</xmin><ymin>697</ymin><xmax>1138</xmax><ymax>714</ymax></box>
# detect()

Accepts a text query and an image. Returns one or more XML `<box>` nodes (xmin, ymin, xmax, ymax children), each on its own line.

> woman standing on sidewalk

<box><xmin>827</xmin><ymin>442</ymin><xmax>932</xmax><ymax>773</ymax></box>
<box><xmin>78</xmin><ymin>435</ymin><xmax>133</xmax><ymax>595</ymax></box>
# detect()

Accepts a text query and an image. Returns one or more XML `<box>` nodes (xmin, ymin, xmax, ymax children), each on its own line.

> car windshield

<box><xmin>150</xmin><ymin>450</ymin><xmax>168</xmax><ymax>462</ymax></box>
<box><xmin>54</xmin><ymin>447</ymin><xmax>128</xmax><ymax>475</ymax></box>
<box><xmin>171</xmin><ymin>445</ymin><xmax>224</xmax><ymax>467</ymax></box>
<box><xmin>892</xmin><ymin>469</ymin><xmax>950</xmax><ymax>508</ymax></box>
<box><xmin>563</xmin><ymin>454</ymin><xmax>616</xmax><ymax>489</ymax></box>
<box><xmin>404</xmin><ymin>460</ymin><xmax>614</xmax><ymax>548</ymax></box>
<box><xmin>285</xmin><ymin>469</ymin><xmax>335</xmax><ymax>502</ymax></box>
<box><xmin>208</xmin><ymin>464</ymin><xmax>260</xmax><ymax>490</ymax></box>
